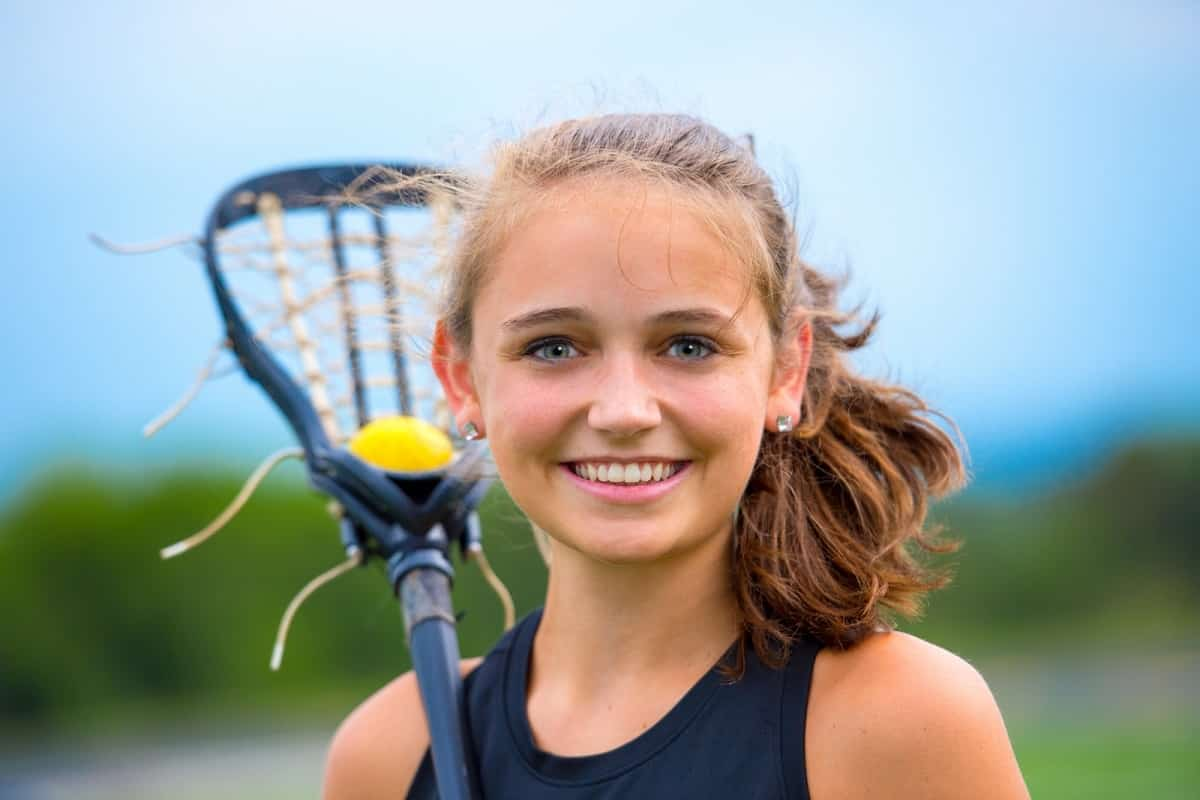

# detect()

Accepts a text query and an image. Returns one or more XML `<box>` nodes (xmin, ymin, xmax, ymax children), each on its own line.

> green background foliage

<box><xmin>910</xmin><ymin>436</ymin><xmax>1199</xmax><ymax>656</ymax></box>
<box><xmin>0</xmin><ymin>465</ymin><xmax>548</xmax><ymax>733</ymax></box>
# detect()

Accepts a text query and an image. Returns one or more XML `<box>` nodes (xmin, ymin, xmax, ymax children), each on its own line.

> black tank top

<box><xmin>407</xmin><ymin>608</ymin><xmax>822</xmax><ymax>799</ymax></box>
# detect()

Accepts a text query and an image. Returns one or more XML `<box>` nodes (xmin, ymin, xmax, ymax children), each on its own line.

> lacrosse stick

<box><xmin>102</xmin><ymin>163</ymin><xmax>513</xmax><ymax>800</ymax></box>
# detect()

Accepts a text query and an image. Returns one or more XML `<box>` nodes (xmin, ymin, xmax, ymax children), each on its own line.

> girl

<box><xmin>323</xmin><ymin>113</ymin><xmax>1030</xmax><ymax>799</ymax></box>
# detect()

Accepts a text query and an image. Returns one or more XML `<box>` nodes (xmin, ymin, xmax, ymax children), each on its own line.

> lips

<box><xmin>559</xmin><ymin>460</ymin><xmax>692</xmax><ymax>504</ymax></box>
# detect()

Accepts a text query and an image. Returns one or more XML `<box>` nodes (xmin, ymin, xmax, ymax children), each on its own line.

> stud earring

<box><xmin>462</xmin><ymin>421</ymin><xmax>481</xmax><ymax>441</ymax></box>
<box><xmin>776</xmin><ymin>415</ymin><xmax>794</xmax><ymax>434</ymax></box>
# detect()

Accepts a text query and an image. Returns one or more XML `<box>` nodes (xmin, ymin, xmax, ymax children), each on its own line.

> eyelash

<box><xmin>523</xmin><ymin>336</ymin><xmax>718</xmax><ymax>363</ymax></box>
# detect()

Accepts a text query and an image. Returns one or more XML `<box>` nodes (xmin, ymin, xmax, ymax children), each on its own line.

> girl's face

<box><xmin>436</xmin><ymin>178</ymin><xmax>808</xmax><ymax>565</ymax></box>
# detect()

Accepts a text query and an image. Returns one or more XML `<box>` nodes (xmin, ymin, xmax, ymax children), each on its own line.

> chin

<box><xmin>573</xmin><ymin>532</ymin><xmax>678</xmax><ymax>566</ymax></box>
<box><xmin>542</xmin><ymin>513</ymin><xmax>719</xmax><ymax>566</ymax></box>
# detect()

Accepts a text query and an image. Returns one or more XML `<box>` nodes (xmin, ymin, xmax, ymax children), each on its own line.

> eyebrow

<box><xmin>500</xmin><ymin>306</ymin><xmax>735</xmax><ymax>332</ymax></box>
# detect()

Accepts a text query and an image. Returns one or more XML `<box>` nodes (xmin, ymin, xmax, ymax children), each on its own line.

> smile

<box><xmin>559</xmin><ymin>461</ymin><xmax>692</xmax><ymax>504</ymax></box>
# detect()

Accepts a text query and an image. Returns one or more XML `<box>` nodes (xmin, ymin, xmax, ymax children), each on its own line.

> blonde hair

<box><xmin>428</xmin><ymin>113</ymin><xmax>966</xmax><ymax>669</ymax></box>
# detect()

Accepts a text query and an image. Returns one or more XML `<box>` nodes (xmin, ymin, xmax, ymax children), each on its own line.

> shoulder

<box><xmin>805</xmin><ymin>630</ymin><xmax>1029</xmax><ymax>800</ymax></box>
<box><xmin>321</xmin><ymin>658</ymin><xmax>482</xmax><ymax>800</ymax></box>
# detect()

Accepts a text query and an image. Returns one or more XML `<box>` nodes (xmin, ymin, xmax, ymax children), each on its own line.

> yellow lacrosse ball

<box><xmin>348</xmin><ymin>415</ymin><xmax>454</xmax><ymax>472</ymax></box>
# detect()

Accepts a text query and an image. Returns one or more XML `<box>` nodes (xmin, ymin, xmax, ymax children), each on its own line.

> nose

<box><xmin>587</xmin><ymin>352</ymin><xmax>662</xmax><ymax>437</ymax></box>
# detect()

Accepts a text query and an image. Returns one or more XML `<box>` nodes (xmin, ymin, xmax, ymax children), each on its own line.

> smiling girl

<box><xmin>323</xmin><ymin>114</ymin><xmax>1029</xmax><ymax>799</ymax></box>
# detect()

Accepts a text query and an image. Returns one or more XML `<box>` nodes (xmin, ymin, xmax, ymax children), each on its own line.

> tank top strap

<box><xmin>778</xmin><ymin>635</ymin><xmax>823</xmax><ymax>800</ymax></box>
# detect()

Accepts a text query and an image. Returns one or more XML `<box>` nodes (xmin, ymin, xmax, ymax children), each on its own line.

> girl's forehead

<box><xmin>477</xmin><ymin>178</ymin><xmax>762</xmax><ymax>325</ymax></box>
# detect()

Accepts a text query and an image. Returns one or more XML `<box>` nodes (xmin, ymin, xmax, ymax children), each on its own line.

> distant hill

<box><xmin>908</xmin><ymin>435</ymin><xmax>1199</xmax><ymax>656</ymax></box>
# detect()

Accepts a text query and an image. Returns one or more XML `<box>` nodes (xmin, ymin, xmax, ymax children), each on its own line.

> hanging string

<box><xmin>531</xmin><ymin>523</ymin><xmax>553</xmax><ymax>567</ymax></box>
<box><xmin>143</xmin><ymin>339</ymin><xmax>230</xmax><ymax>438</ymax></box>
<box><xmin>89</xmin><ymin>232</ymin><xmax>199</xmax><ymax>255</ymax></box>
<box><xmin>271</xmin><ymin>549</ymin><xmax>365</xmax><ymax>671</ymax></box>
<box><xmin>160</xmin><ymin>446</ymin><xmax>303</xmax><ymax>559</ymax></box>
<box><xmin>470</xmin><ymin>545</ymin><xmax>515</xmax><ymax>631</ymax></box>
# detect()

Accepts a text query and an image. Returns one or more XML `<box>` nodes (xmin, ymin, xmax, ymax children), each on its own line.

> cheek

<box><xmin>673</xmin><ymin>368</ymin><xmax>769</xmax><ymax>463</ymax></box>
<box><xmin>482</xmin><ymin>370</ymin><xmax>576</xmax><ymax>461</ymax></box>
<box><xmin>713</xmin><ymin>398</ymin><xmax>766</xmax><ymax>462</ymax></box>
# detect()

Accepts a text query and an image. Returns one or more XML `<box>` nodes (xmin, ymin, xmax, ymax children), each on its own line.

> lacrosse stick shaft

<box><xmin>400</xmin><ymin>566</ymin><xmax>473</xmax><ymax>800</ymax></box>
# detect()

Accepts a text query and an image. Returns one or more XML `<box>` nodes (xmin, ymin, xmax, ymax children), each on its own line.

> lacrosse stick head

<box><xmin>200</xmin><ymin>164</ymin><xmax>490</xmax><ymax>581</ymax></box>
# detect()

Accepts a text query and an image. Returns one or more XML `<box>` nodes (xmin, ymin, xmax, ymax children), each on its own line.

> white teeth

<box><xmin>573</xmin><ymin>461</ymin><xmax>681</xmax><ymax>484</ymax></box>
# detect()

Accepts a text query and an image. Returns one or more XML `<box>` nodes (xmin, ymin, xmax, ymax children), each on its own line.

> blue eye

<box><xmin>526</xmin><ymin>338</ymin><xmax>579</xmax><ymax>362</ymax></box>
<box><xmin>666</xmin><ymin>336</ymin><xmax>716</xmax><ymax>361</ymax></box>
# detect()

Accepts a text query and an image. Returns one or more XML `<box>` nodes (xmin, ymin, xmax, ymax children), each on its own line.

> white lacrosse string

<box><xmin>89</xmin><ymin>232</ymin><xmax>200</xmax><ymax>254</ymax></box>
<box><xmin>258</xmin><ymin>193</ymin><xmax>343</xmax><ymax>442</ymax></box>
<box><xmin>531</xmin><ymin>524</ymin><xmax>553</xmax><ymax>567</ymax></box>
<box><xmin>143</xmin><ymin>339</ymin><xmax>230</xmax><ymax>438</ymax></box>
<box><xmin>160</xmin><ymin>446</ymin><xmax>304</xmax><ymax>559</ymax></box>
<box><xmin>469</xmin><ymin>544</ymin><xmax>515</xmax><ymax>631</ymax></box>
<box><xmin>270</xmin><ymin>547</ymin><xmax>365</xmax><ymax>671</ymax></box>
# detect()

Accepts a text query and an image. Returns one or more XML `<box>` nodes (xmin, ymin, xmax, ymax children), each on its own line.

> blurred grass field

<box><xmin>1014</xmin><ymin>722</ymin><xmax>1199</xmax><ymax>799</ymax></box>
<box><xmin>7</xmin><ymin>713</ymin><xmax>1196</xmax><ymax>798</ymax></box>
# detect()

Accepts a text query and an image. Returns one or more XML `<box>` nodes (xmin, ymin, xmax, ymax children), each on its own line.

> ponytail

<box><xmin>731</xmin><ymin>271</ymin><xmax>965</xmax><ymax>671</ymax></box>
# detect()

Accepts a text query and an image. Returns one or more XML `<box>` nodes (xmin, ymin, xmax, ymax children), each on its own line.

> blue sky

<box><xmin>1</xmin><ymin>1</ymin><xmax>1197</xmax><ymax>498</ymax></box>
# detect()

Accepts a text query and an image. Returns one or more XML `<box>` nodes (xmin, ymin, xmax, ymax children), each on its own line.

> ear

<box><xmin>765</xmin><ymin>315</ymin><xmax>813</xmax><ymax>432</ymax></box>
<box><xmin>431</xmin><ymin>320</ymin><xmax>483</xmax><ymax>431</ymax></box>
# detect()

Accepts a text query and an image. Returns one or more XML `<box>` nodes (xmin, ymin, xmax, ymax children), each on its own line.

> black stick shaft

<box><xmin>401</xmin><ymin>568</ymin><xmax>473</xmax><ymax>800</ymax></box>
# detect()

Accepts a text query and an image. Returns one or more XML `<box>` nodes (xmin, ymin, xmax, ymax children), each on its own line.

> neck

<box><xmin>533</xmin><ymin>521</ymin><xmax>740</xmax><ymax>694</ymax></box>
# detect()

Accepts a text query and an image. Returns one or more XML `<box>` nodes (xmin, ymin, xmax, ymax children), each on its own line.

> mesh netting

<box><xmin>212</xmin><ymin>188</ymin><xmax>458</xmax><ymax>444</ymax></box>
